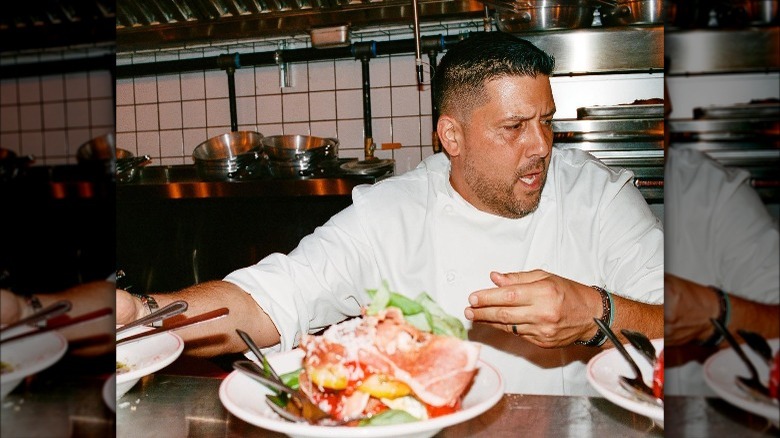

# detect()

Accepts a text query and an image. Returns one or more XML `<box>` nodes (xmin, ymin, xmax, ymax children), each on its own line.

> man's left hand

<box><xmin>464</xmin><ymin>270</ymin><xmax>602</xmax><ymax>348</ymax></box>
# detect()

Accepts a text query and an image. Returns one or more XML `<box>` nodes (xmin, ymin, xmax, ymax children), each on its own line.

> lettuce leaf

<box><xmin>365</xmin><ymin>281</ymin><xmax>467</xmax><ymax>340</ymax></box>
<box><xmin>358</xmin><ymin>409</ymin><xmax>418</xmax><ymax>426</ymax></box>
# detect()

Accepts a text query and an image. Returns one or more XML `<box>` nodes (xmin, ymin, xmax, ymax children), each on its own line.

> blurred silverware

<box><xmin>116</xmin><ymin>307</ymin><xmax>228</xmax><ymax>346</ymax></box>
<box><xmin>737</xmin><ymin>329</ymin><xmax>773</xmax><ymax>365</ymax></box>
<box><xmin>595</xmin><ymin>318</ymin><xmax>663</xmax><ymax>407</ymax></box>
<box><xmin>710</xmin><ymin>318</ymin><xmax>776</xmax><ymax>405</ymax></box>
<box><xmin>0</xmin><ymin>300</ymin><xmax>72</xmax><ymax>335</ymax></box>
<box><xmin>1</xmin><ymin>307</ymin><xmax>113</xmax><ymax>345</ymax></box>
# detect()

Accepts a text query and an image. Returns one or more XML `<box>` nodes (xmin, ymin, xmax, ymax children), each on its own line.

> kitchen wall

<box><xmin>115</xmin><ymin>20</ymin><xmax>663</xmax><ymax>175</ymax></box>
<box><xmin>0</xmin><ymin>45</ymin><xmax>115</xmax><ymax>165</ymax></box>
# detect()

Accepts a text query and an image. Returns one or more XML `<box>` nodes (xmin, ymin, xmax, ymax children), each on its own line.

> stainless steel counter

<box><xmin>115</xmin><ymin>373</ymin><xmax>665</xmax><ymax>438</ymax></box>
<box><xmin>0</xmin><ymin>355</ymin><xmax>115</xmax><ymax>438</ymax></box>
<box><xmin>113</xmin><ymin>369</ymin><xmax>778</xmax><ymax>437</ymax></box>
<box><xmin>116</xmin><ymin>164</ymin><xmax>389</xmax><ymax>201</ymax></box>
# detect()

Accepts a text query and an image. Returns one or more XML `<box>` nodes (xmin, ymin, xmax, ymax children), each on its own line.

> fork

<box><xmin>710</xmin><ymin>319</ymin><xmax>777</xmax><ymax>405</ymax></box>
<box><xmin>235</xmin><ymin>329</ymin><xmax>332</xmax><ymax>424</ymax></box>
<box><xmin>594</xmin><ymin>318</ymin><xmax>663</xmax><ymax>407</ymax></box>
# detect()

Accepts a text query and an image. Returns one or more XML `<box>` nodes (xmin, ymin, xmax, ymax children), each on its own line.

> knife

<box><xmin>116</xmin><ymin>307</ymin><xmax>229</xmax><ymax>346</ymax></box>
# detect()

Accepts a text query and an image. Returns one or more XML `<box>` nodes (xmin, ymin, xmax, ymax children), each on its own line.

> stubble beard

<box><xmin>463</xmin><ymin>156</ymin><xmax>548</xmax><ymax>219</ymax></box>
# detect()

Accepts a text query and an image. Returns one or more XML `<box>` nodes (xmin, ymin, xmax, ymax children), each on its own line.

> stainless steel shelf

<box><xmin>666</xmin><ymin>27</ymin><xmax>780</xmax><ymax>75</ymax></box>
<box><xmin>517</xmin><ymin>25</ymin><xmax>663</xmax><ymax>74</ymax></box>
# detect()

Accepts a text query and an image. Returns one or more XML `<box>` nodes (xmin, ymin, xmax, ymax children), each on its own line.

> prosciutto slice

<box><xmin>301</xmin><ymin>307</ymin><xmax>480</xmax><ymax>407</ymax></box>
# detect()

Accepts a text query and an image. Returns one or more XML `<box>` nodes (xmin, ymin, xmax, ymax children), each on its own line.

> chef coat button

<box><xmin>443</xmin><ymin>205</ymin><xmax>454</xmax><ymax>214</ymax></box>
<box><xmin>446</xmin><ymin>271</ymin><xmax>456</xmax><ymax>282</ymax></box>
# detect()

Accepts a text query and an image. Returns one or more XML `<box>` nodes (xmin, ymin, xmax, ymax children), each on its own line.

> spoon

<box><xmin>0</xmin><ymin>300</ymin><xmax>72</xmax><ymax>335</ymax></box>
<box><xmin>116</xmin><ymin>307</ymin><xmax>228</xmax><ymax>346</ymax></box>
<box><xmin>621</xmin><ymin>328</ymin><xmax>657</xmax><ymax>366</ymax></box>
<box><xmin>116</xmin><ymin>300</ymin><xmax>188</xmax><ymax>336</ymax></box>
<box><xmin>710</xmin><ymin>318</ymin><xmax>776</xmax><ymax>405</ymax></box>
<box><xmin>737</xmin><ymin>329</ymin><xmax>773</xmax><ymax>365</ymax></box>
<box><xmin>594</xmin><ymin>318</ymin><xmax>663</xmax><ymax>407</ymax></box>
<box><xmin>235</xmin><ymin>329</ymin><xmax>332</xmax><ymax>424</ymax></box>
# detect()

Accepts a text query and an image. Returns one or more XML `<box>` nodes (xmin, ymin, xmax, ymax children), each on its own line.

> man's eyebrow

<box><xmin>543</xmin><ymin>107</ymin><xmax>557</xmax><ymax>118</ymax></box>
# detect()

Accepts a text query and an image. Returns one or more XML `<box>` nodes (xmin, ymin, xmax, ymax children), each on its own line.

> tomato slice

<box><xmin>652</xmin><ymin>349</ymin><xmax>664</xmax><ymax>400</ymax></box>
<box><xmin>769</xmin><ymin>351</ymin><xmax>780</xmax><ymax>400</ymax></box>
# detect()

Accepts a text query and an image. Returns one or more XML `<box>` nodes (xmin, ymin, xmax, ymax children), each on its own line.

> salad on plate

<box><xmin>261</xmin><ymin>281</ymin><xmax>481</xmax><ymax>427</ymax></box>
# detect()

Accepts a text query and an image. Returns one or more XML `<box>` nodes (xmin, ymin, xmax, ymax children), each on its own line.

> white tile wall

<box><xmin>0</xmin><ymin>46</ymin><xmax>115</xmax><ymax>165</ymax></box>
<box><xmin>114</xmin><ymin>20</ymin><xmax>664</xmax><ymax>173</ymax></box>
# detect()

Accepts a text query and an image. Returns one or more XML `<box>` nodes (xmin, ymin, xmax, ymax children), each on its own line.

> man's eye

<box><xmin>505</xmin><ymin>123</ymin><xmax>523</xmax><ymax>130</ymax></box>
<box><xmin>541</xmin><ymin>119</ymin><xmax>553</xmax><ymax>126</ymax></box>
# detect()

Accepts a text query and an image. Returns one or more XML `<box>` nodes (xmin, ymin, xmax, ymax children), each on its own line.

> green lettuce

<box><xmin>365</xmin><ymin>280</ymin><xmax>467</xmax><ymax>340</ymax></box>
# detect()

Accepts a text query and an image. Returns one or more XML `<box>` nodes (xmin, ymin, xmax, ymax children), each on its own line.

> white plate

<box><xmin>115</xmin><ymin>325</ymin><xmax>184</xmax><ymax>399</ymax></box>
<box><xmin>703</xmin><ymin>337</ymin><xmax>779</xmax><ymax>426</ymax></box>
<box><xmin>586</xmin><ymin>338</ymin><xmax>664</xmax><ymax>429</ymax></box>
<box><xmin>103</xmin><ymin>373</ymin><xmax>116</xmax><ymax>412</ymax></box>
<box><xmin>219</xmin><ymin>349</ymin><xmax>504</xmax><ymax>438</ymax></box>
<box><xmin>0</xmin><ymin>326</ymin><xmax>68</xmax><ymax>400</ymax></box>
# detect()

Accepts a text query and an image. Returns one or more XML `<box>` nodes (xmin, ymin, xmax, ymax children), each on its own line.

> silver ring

<box><xmin>511</xmin><ymin>324</ymin><xmax>519</xmax><ymax>336</ymax></box>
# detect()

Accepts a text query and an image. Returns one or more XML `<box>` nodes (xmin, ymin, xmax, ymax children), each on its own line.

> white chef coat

<box><xmin>225</xmin><ymin>148</ymin><xmax>664</xmax><ymax>395</ymax></box>
<box><xmin>664</xmin><ymin>147</ymin><xmax>780</xmax><ymax>396</ymax></box>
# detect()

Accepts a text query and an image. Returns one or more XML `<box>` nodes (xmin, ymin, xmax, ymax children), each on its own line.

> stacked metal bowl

<box><xmin>191</xmin><ymin>131</ymin><xmax>266</xmax><ymax>181</ymax></box>
<box><xmin>262</xmin><ymin>135</ymin><xmax>339</xmax><ymax>177</ymax></box>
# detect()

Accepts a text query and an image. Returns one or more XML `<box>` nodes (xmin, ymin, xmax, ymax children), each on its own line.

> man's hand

<box><xmin>664</xmin><ymin>273</ymin><xmax>720</xmax><ymax>346</ymax></box>
<box><xmin>0</xmin><ymin>288</ymin><xmax>24</xmax><ymax>325</ymax></box>
<box><xmin>115</xmin><ymin>288</ymin><xmax>144</xmax><ymax>326</ymax></box>
<box><xmin>464</xmin><ymin>270</ymin><xmax>602</xmax><ymax>348</ymax></box>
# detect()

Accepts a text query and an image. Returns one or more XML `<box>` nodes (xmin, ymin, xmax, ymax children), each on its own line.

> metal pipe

<box><xmin>217</xmin><ymin>54</ymin><xmax>241</xmax><ymax>132</ymax></box>
<box><xmin>226</xmin><ymin>69</ymin><xmax>238</xmax><ymax>131</ymax></box>
<box><xmin>411</xmin><ymin>0</ymin><xmax>424</xmax><ymax>86</ymax></box>
<box><xmin>421</xmin><ymin>35</ymin><xmax>444</xmax><ymax>154</ymax></box>
<box><xmin>0</xmin><ymin>54</ymin><xmax>115</xmax><ymax>79</ymax></box>
<box><xmin>115</xmin><ymin>34</ymin><xmax>467</xmax><ymax>79</ymax></box>
<box><xmin>353</xmin><ymin>42</ymin><xmax>377</xmax><ymax>160</ymax></box>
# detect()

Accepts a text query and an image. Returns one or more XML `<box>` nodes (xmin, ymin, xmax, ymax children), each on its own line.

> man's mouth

<box><xmin>518</xmin><ymin>169</ymin><xmax>543</xmax><ymax>188</ymax></box>
<box><xmin>519</xmin><ymin>173</ymin><xmax>538</xmax><ymax>185</ymax></box>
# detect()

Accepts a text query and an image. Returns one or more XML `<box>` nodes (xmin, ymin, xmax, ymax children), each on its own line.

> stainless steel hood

<box><xmin>116</xmin><ymin>0</ymin><xmax>486</xmax><ymax>51</ymax></box>
<box><xmin>1</xmin><ymin>0</ymin><xmax>115</xmax><ymax>53</ymax></box>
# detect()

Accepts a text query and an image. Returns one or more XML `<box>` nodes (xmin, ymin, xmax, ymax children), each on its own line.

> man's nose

<box><xmin>525</xmin><ymin>122</ymin><xmax>551</xmax><ymax>158</ymax></box>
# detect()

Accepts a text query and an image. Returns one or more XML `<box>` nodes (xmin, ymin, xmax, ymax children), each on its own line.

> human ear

<box><xmin>437</xmin><ymin>115</ymin><xmax>462</xmax><ymax>157</ymax></box>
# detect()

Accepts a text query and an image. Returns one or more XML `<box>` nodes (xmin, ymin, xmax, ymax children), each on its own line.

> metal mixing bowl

<box><xmin>600</xmin><ymin>0</ymin><xmax>666</xmax><ymax>26</ymax></box>
<box><xmin>191</xmin><ymin>131</ymin><xmax>265</xmax><ymax>181</ymax></box>
<box><xmin>262</xmin><ymin>135</ymin><xmax>338</xmax><ymax>164</ymax></box>
<box><xmin>495</xmin><ymin>0</ymin><xmax>596</xmax><ymax>32</ymax></box>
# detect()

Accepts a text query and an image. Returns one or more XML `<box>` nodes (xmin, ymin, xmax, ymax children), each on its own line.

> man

<box><xmin>117</xmin><ymin>32</ymin><xmax>664</xmax><ymax>395</ymax></box>
<box><xmin>664</xmin><ymin>146</ymin><xmax>779</xmax><ymax>395</ymax></box>
<box><xmin>661</xmin><ymin>70</ymin><xmax>778</xmax><ymax>395</ymax></box>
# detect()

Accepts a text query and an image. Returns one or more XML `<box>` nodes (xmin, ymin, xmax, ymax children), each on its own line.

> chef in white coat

<box><xmin>664</xmin><ymin>146</ymin><xmax>779</xmax><ymax>395</ymax></box>
<box><xmin>116</xmin><ymin>32</ymin><xmax>664</xmax><ymax>395</ymax></box>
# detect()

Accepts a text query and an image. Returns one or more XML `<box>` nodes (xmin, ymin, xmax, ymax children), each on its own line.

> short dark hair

<box><xmin>434</xmin><ymin>32</ymin><xmax>555</xmax><ymax>121</ymax></box>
